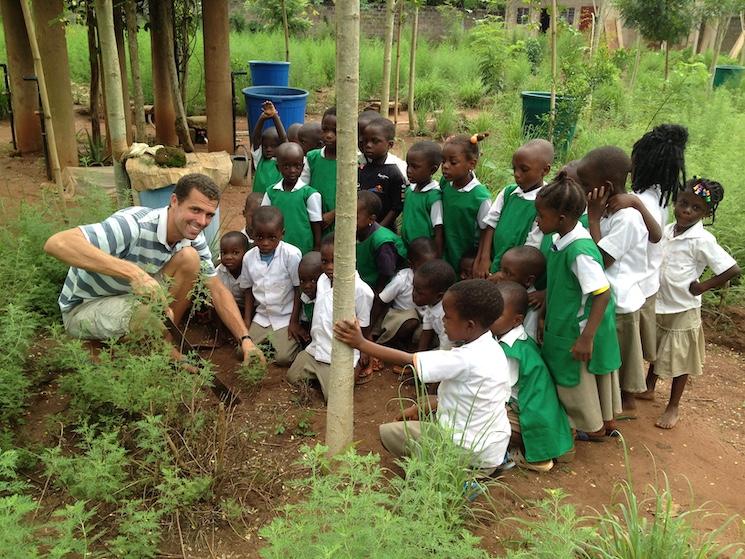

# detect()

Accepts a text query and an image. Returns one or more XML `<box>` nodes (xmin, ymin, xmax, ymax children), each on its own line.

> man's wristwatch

<box><xmin>240</xmin><ymin>334</ymin><xmax>251</xmax><ymax>343</ymax></box>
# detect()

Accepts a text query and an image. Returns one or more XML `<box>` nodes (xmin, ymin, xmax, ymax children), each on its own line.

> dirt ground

<box><xmin>4</xmin><ymin>115</ymin><xmax>745</xmax><ymax>557</ymax></box>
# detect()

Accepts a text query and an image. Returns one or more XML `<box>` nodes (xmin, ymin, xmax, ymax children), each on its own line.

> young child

<box><xmin>400</xmin><ymin>140</ymin><xmax>444</xmax><ymax>256</ymax></box>
<box><xmin>251</xmin><ymin>101</ymin><xmax>286</xmax><ymax>195</ymax></box>
<box><xmin>414</xmin><ymin>259</ymin><xmax>457</xmax><ymax>351</ymax></box>
<box><xmin>577</xmin><ymin>146</ymin><xmax>662</xmax><ymax>416</ymax></box>
<box><xmin>298</xmin><ymin>250</ymin><xmax>322</xmax><ymax>342</ymax></box>
<box><xmin>356</xmin><ymin>191</ymin><xmax>407</xmax><ymax>292</ymax></box>
<box><xmin>298</xmin><ymin>121</ymin><xmax>323</xmax><ymax>154</ymax></box>
<box><xmin>459</xmin><ymin>248</ymin><xmax>478</xmax><ymax>281</ymax></box>
<box><xmin>640</xmin><ymin>178</ymin><xmax>739</xmax><ymax>428</ymax></box>
<box><xmin>629</xmin><ymin>124</ymin><xmax>688</xmax><ymax>371</ymax></box>
<box><xmin>491</xmin><ymin>281</ymin><xmax>574</xmax><ymax>471</ymax></box>
<box><xmin>241</xmin><ymin>192</ymin><xmax>264</xmax><ymax>245</ymax></box>
<box><xmin>491</xmin><ymin>245</ymin><xmax>546</xmax><ymax>341</ymax></box>
<box><xmin>335</xmin><ymin>279</ymin><xmax>512</xmax><ymax>474</ymax></box>
<box><xmin>476</xmin><ymin>139</ymin><xmax>554</xmax><ymax>277</ymax></box>
<box><xmin>440</xmin><ymin>133</ymin><xmax>492</xmax><ymax>273</ymax></box>
<box><xmin>375</xmin><ymin>237</ymin><xmax>437</xmax><ymax>349</ymax></box>
<box><xmin>286</xmin><ymin>122</ymin><xmax>302</xmax><ymax>144</ymax></box>
<box><xmin>535</xmin><ymin>175</ymin><xmax>622</xmax><ymax>440</ymax></box>
<box><xmin>287</xmin><ymin>233</ymin><xmax>374</xmax><ymax>399</ymax></box>
<box><xmin>217</xmin><ymin>231</ymin><xmax>250</xmax><ymax>310</ymax></box>
<box><xmin>239</xmin><ymin>206</ymin><xmax>303</xmax><ymax>366</ymax></box>
<box><xmin>306</xmin><ymin>107</ymin><xmax>338</xmax><ymax>230</ymax></box>
<box><xmin>262</xmin><ymin>142</ymin><xmax>322</xmax><ymax>255</ymax></box>
<box><xmin>357</xmin><ymin>109</ymin><xmax>383</xmax><ymax>156</ymax></box>
<box><xmin>358</xmin><ymin>117</ymin><xmax>408</xmax><ymax>231</ymax></box>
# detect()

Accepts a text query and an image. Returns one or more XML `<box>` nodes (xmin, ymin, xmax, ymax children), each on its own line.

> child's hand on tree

<box><xmin>334</xmin><ymin>318</ymin><xmax>365</xmax><ymax>349</ymax></box>
<box><xmin>586</xmin><ymin>185</ymin><xmax>610</xmax><ymax>223</ymax></box>
<box><xmin>571</xmin><ymin>332</ymin><xmax>593</xmax><ymax>362</ymax></box>
<box><xmin>261</xmin><ymin>100</ymin><xmax>277</xmax><ymax>118</ymax></box>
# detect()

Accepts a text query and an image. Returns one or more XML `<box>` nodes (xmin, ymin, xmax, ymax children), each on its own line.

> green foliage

<box><xmin>108</xmin><ymin>499</ymin><xmax>163</xmax><ymax>559</ymax></box>
<box><xmin>0</xmin><ymin>494</ymin><xmax>39</xmax><ymax>558</ymax></box>
<box><xmin>468</xmin><ymin>17</ymin><xmax>511</xmax><ymax>92</ymax></box>
<box><xmin>77</xmin><ymin>129</ymin><xmax>111</xmax><ymax>167</ymax></box>
<box><xmin>435</xmin><ymin>105</ymin><xmax>459</xmax><ymax>139</ymax></box>
<box><xmin>614</xmin><ymin>0</ymin><xmax>696</xmax><ymax>45</ymax></box>
<box><xmin>153</xmin><ymin>146</ymin><xmax>187</xmax><ymax>168</ymax></box>
<box><xmin>0</xmin><ymin>305</ymin><xmax>38</xmax><ymax>426</ymax></box>
<box><xmin>236</xmin><ymin>353</ymin><xmax>268</xmax><ymax>389</ymax></box>
<box><xmin>458</xmin><ymin>78</ymin><xmax>486</xmax><ymax>108</ymax></box>
<box><xmin>155</xmin><ymin>468</ymin><xmax>212</xmax><ymax>512</ymax></box>
<box><xmin>244</xmin><ymin>0</ymin><xmax>315</xmax><ymax>33</ymax></box>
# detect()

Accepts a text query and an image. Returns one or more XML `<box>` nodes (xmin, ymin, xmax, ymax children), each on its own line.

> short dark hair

<box><xmin>447</xmin><ymin>279</ymin><xmax>503</xmax><ymax>328</ymax></box>
<box><xmin>244</xmin><ymin>192</ymin><xmax>264</xmax><ymax>212</ymax></box>
<box><xmin>261</xmin><ymin>126</ymin><xmax>280</xmax><ymax>143</ymax></box>
<box><xmin>578</xmin><ymin>146</ymin><xmax>631</xmax><ymax>192</ymax></box>
<box><xmin>536</xmin><ymin>171</ymin><xmax>587</xmax><ymax>220</ymax></box>
<box><xmin>444</xmin><ymin>133</ymin><xmax>488</xmax><ymax>161</ymax></box>
<box><xmin>358</xmin><ymin>190</ymin><xmax>382</xmax><ymax>218</ymax></box>
<box><xmin>173</xmin><ymin>173</ymin><xmax>221</xmax><ymax>203</ymax></box>
<box><xmin>323</xmin><ymin>106</ymin><xmax>337</xmax><ymax>118</ymax></box>
<box><xmin>502</xmin><ymin>245</ymin><xmax>546</xmax><ymax>280</ymax></box>
<box><xmin>364</xmin><ymin>117</ymin><xmax>396</xmax><ymax>141</ymax></box>
<box><xmin>416</xmin><ymin>259</ymin><xmax>456</xmax><ymax>293</ymax></box>
<box><xmin>408</xmin><ymin>140</ymin><xmax>443</xmax><ymax>168</ymax></box>
<box><xmin>495</xmin><ymin>280</ymin><xmax>529</xmax><ymax>317</ymax></box>
<box><xmin>276</xmin><ymin>141</ymin><xmax>304</xmax><ymax>162</ymax></box>
<box><xmin>299</xmin><ymin>250</ymin><xmax>322</xmax><ymax>274</ymax></box>
<box><xmin>408</xmin><ymin>237</ymin><xmax>437</xmax><ymax>264</ymax></box>
<box><xmin>220</xmin><ymin>230</ymin><xmax>249</xmax><ymax>251</ymax></box>
<box><xmin>321</xmin><ymin>232</ymin><xmax>335</xmax><ymax>248</ymax></box>
<box><xmin>252</xmin><ymin>205</ymin><xmax>284</xmax><ymax>229</ymax></box>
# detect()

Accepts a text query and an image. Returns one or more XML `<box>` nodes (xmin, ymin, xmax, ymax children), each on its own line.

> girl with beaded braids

<box><xmin>639</xmin><ymin>177</ymin><xmax>740</xmax><ymax>429</ymax></box>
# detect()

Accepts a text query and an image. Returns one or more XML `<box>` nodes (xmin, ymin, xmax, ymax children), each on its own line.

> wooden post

<box><xmin>326</xmin><ymin>0</ymin><xmax>360</xmax><ymax>457</ymax></box>
<box><xmin>549</xmin><ymin>0</ymin><xmax>557</xmax><ymax>142</ymax></box>
<box><xmin>114</xmin><ymin>2</ymin><xmax>133</xmax><ymax>144</ymax></box>
<box><xmin>380</xmin><ymin>0</ymin><xmax>396</xmax><ymax>116</ymax></box>
<box><xmin>281</xmin><ymin>0</ymin><xmax>290</xmax><ymax>62</ymax></box>
<box><xmin>125</xmin><ymin>0</ymin><xmax>146</xmax><ymax>143</ymax></box>
<box><xmin>149</xmin><ymin>0</ymin><xmax>178</xmax><ymax>145</ymax></box>
<box><xmin>407</xmin><ymin>4</ymin><xmax>419</xmax><ymax>133</ymax></box>
<box><xmin>202</xmin><ymin>0</ymin><xmax>233</xmax><ymax>152</ymax></box>
<box><xmin>393</xmin><ymin>0</ymin><xmax>404</xmax><ymax>125</ymax></box>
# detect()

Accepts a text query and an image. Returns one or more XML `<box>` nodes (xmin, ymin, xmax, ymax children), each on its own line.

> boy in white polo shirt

<box><xmin>578</xmin><ymin>146</ymin><xmax>662</xmax><ymax>416</ymax></box>
<box><xmin>414</xmin><ymin>259</ymin><xmax>458</xmax><ymax>351</ymax></box>
<box><xmin>239</xmin><ymin>206</ymin><xmax>303</xmax><ymax>366</ymax></box>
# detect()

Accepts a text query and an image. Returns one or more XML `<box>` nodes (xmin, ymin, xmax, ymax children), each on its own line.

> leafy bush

<box><xmin>414</xmin><ymin>75</ymin><xmax>452</xmax><ymax>111</ymax></box>
<box><xmin>108</xmin><ymin>499</ymin><xmax>163</xmax><ymax>559</ymax></box>
<box><xmin>0</xmin><ymin>305</ymin><xmax>38</xmax><ymax>426</ymax></box>
<box><xmin>469</xmin><ymin>18</ymin><xmax>510</xmax><ymax>92</ymax></box>
<box><xmin>458</xmin><ymin>78</ymin><xmax>486</xmax><ymax>108</ymax></box>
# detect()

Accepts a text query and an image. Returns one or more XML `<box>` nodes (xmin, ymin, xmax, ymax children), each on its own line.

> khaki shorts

<box><xmin>376</xmin><ymin>307</ymin><xmax>420</xmax><ymax>344</ymax></box>
<box><xmin>286</xmin><ymin>349</ymin><xmax>331</xmax><ymax>399</ymax></box>
<box><xmin>639</xmin><ymin>293</ymin><xmax>657</xmax><ymax>362</ymax></box>
<box><xmin>655</xmin><ymin>308</ymin><xmax>704</xmax><ymax>378</ymax></box>
<box><xmin>616</xmin><ymin>310</ymin><xmax>646</xmax><ymax>393</ymax></box>
<box><xmin>248</xmin><ymin>323</ymin><xmax>300</xmax><ymax>366</ymax></box>
<box><xmin>556</xmin><ymin>363</ymin><xmax>622</xmax><ymax>433</ymax></box>
<box><xmin>62</xmin><ymin>294</ymin><xmax>138</xmax><ymax>340</ymax></box>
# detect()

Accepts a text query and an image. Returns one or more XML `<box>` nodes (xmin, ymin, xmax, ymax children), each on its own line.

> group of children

<box><xmin>214</xmin><ymin>103</ymin><xmax>740</xmax><ymax>474</ymax></box>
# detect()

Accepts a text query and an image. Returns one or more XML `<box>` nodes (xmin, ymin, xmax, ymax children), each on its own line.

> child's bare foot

<box><xmin>621</xmin><ymin>391</ymin><xmax>638</xmax><ymax>412</ymax></box>
<box><xmin>655</xmin><ymin>405</ymin><xmax>680</xmax><ymax>429</ymax></box>
<box><xmin>636</xmin><ymin>388</ymin><xmax>656</xmax><ymax>401</ymax></box>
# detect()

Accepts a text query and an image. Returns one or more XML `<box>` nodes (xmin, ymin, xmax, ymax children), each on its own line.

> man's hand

<box><xmin>288</xmin><ymin>320</ymin><xmax>310</xmax><ymax>344</ymax></box>
<box><xmin>334</xmin><ymin>318</ymin><xmax>365</xmax><ymax>349</ymax></box>
<box><xmin>571</xmin><ymin>333</ymin><xmax>593</xmax><ymax>362</ymax></box>
<box><xmin>241</xmin><ymin>337</ymin><xmax>266</xmax><ymax>365</ymax></box>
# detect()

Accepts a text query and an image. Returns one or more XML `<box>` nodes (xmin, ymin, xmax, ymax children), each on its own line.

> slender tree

<box><xmin>380</xmin><ymin>0</ymin><xmax>397</xmax><ymax>116</ymax></box>
<box><xmin>407</xmin><ymin>2</ymin><xmax>419</xmax><ymax>133</ymax></box>
<box><xmin>393</xmin><ymin>0</ymin><xmax>404</xmax><ymax>125</ymax></box>
<box><xmin>125</xmin><ymin>0</ymin><xmax>146</xmax><ymax>142</ymax></box>
<box><xmin>281</xmin><ymin>0</ymin><xmax>290</xmax><ymax>61</ymax></box>
<box><xmin>114</xmin><ymin>2</ymin><xmax>133</xmax><ymax>144</ymax></box>
<box><xmin>549</xmin><ymin>0</ymin><xmax>558</xmax><ymax>141</ymax></box>
<box><xmin>326</xmin><ymin>0</ymin><xmax>359</xmax><ymax>456</ymax></box>
<box><xmin>86</xmin><ymin>4</ymin><xmax>102</xmax><ymax>147</ymax></box>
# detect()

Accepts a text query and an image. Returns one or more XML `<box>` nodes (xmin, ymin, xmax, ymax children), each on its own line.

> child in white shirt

<box><xmin>216</xmin><ymin>231</ymin><xmax>249</xmax><ymax>309</ymax></box>
<box><xmin>413</xmin><ymin>259</ymin><xmax>458</xmax><ymax>351</ymax></box>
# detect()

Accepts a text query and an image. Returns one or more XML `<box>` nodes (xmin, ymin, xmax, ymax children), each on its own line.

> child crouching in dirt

<box><xmin>335</xmin><ymin>279</ymin><xmax>512</xmax><ymax>475</ymax></box>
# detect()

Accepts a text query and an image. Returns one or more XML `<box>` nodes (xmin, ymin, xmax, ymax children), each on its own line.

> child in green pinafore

<box><xmin>261</xmin><ymin>142</ymin><xmax>322</xmax><ymax>255</ymax></box>
<box><xmin>491</xmin><ymin>281</ymin><xmax>573</xmax><ymax>471</ymax></box>
<box><xmin>401</xmin><ymin>141</ymin><xmax>444</xmax><ymax>256</ymax></box>
<box><xmin>440</xmin><ymin>133</ymin><xmax>492</xmax><ymax>274</ymax></box>
<box><xmin>251</xmin><ymin>101</ymin><xmax>287</xmax><ymax>195</ymax></box>
<box><xmin>306</xmin><ymin>107</ymin><xmax>338</xmax><ymax>230</ymax></box>
<box><xmin>475</xmin><ymin>139</ymin><xmax>554</xmax><ymax>278</ymax></box>
<box><xmin>297</xmin><ymin>251</ymin><xmax>322</xmax><ymax>344</ymax></box>
<box><xmin>535</xmin><ymin>175</ymin><xmax>622</xmax><ymax>440</ymax></box>
<box><xmin>356</xmin><ymin>191</ymin><xmax>407</xmax><ymax>293</ymax></box>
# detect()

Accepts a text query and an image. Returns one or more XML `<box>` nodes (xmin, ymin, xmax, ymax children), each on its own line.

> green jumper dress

<box><xmin>541</xmin><ymin>237</ymin><xmax>620</xmax><ymax>388</ymax></box>
<box><xmin>400</xmin><ymin>184</ymin><xmax>442</xmax><ymax>249</ymax></box>
<box><xmin>535</xmin><ymin>214</ymin><xmax>589</xmax><ymax>291</ymax></box>
<box><xmin>441</xmin><ymin>177</ymin><xmax>491</xmax><ymax>271</ymax></box>
<box><xmin>489</xmin><ymin>184</ymin><xmax>540</xmax><ymax>273</ymax></box>
<box><xmin>253</xmin><ymin>157</ymin><xmax>282</xmax><ymax>195</ymax></box>
<box><xmin>306</xmin><ymin>148</ymin><xmax>337</xmax><ymax>213</ymax></box>
<box><xmin>266</xmin><ymin>184</ymin><xmax>320</xmax><ymax>255</ymax></box>
<box><xmin>356</xmin><ymin>226</ymin><xmax>407</xmax><ymax>288</ymax></box>
<box><xmin>500</xmin><ymin>336</ymin><xmax>574</xmax><ymax>462</ymax></box>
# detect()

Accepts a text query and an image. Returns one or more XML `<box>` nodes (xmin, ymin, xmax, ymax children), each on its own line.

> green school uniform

<box><xmin>490</xmin><ymin>184</ymin><xmax>538</xmax><ymax>273</ymax></box>
<box><xmin>500</xmin><ymin>334</ymin><xmax>574</xmax><ymax>463</ymax></box>
<box><xmin>541</xmin><ymin>237</ymin><xmax>620</xmax><ymax>387</ymax></box>
<box><xmin>356</xmin><ymin>226</ymin><xmax>407</xmax><ymax>287</ymax></box>
<box><xmin>400</xmin><ymin>182</ymin><xmax>442</xmax><ymax>249</ymax></box>
<box><xmin>441</xmin><ymin>177</ymin><xmax>491</xmax><ymax>271</ymax></box>
<box><xmin>306</xmin><ymin>148</ymin><xmax>337</xmax><ymax>213</ymax></box>
<box><xmin>253</xmin><ymin>157</ymin><xmax>282</xmax><ymax>195</ymax></box>
<box><xmin>266</xmin><ymin>184</ymin><xmax>319</xmax><ymax>255</ymax></box>
<box><xmin>303</xmin><ymin>300</ymin><xmax>315</xmax><ymax>324</ymax></box>
<box><xmin>535</xmin><ymin>214</ymin><xmax>589</xmax><ymax>291</ymax></box>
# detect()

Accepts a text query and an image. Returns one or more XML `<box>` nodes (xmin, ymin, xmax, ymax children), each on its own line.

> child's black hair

<box><xmin>408</xmin><ymin>237</ymin><xmax>437</xmax><ymax>264</ymax></box>
<box><xmin>358</xmin><ymin>109</ymin><xmax>380</xmax><ymax>128</ymax></box>
<box><xmin>408</xmin><ymin>140</ymin><xmax>443</xmax><ymax>167</ymax></box>
<box><xmin>502</xmin><ymin>245</ymin><xmax>546</xmax><ymax>280</ymax></box>
<box><xmin>579</xmin><ymin>146</ymin><xmax>631</xmax><ymax>192</ymax></box>
<box><xmin>276</xmin><ymin>141</ymin><xmax>304</xmax><ymax>162</ymax></box>
<box><xmin>365</xmin><ymin>117</ymin><xmax>396</xmax><ymax>141</ymax></box>
<box><xmin>252</xmin><ymin>205</ymin><xmax>284</xmax><ymax>229</ymax></box>
<box><xmin>299</xmin><ymin>251</ymin><xmax>322</xmax><ymax>274</ymax></box>
<box><xmin>323</xmin><ymin>106</ymin><xmax>337</xmax><ymax>118</ymax></box>
<box><xmin>243</xmin><ymin>191</ymin><xmax>264</xmax><ymax>212</ymax></box>
<box><xmin>631</xmin><ymin>123</ymin><xmax>687</xmax><ymax>206</ymax></box>
<box><xmin>220</xmin><ymin>230</ymin><xmax>250</xmax><ymax>251</ymax></box>
<box><xmin>261</xmin><ymin>126</ymin><xmax>280</xmax><ymax>143</ymax></box>
<box><xmin>495</xmin><ymin>280</ymin><xmax>529</xmax><ymax>317</ymax></box>
<box><xmin>299</xmin><ymin>122</ymin><xmax>322</xmax><ymax>140</ymax></box>
<box><xmin>358</xmin><ymin>190</ymin><xmax>382</xmax><ymax>218</ymax></box>
<box><xmin>286</xmin><ymin>123</ymin><xmax>302</xmax><ymax>142</ymax></box>
<box><xmin>536</xmin><ymin>171</ymin><xmax>587</xmax><ymax>219</ymax></box>
<box><xmin>443</xmin><ymin>132</ymin><xmax>489</xmax><ymax>161</ymax></box>
<box><xmin>416</xmin><ymin>259</ymin><xmax>456</xmax><ymax>294</ymax></box>
<box><xmin>447</xmin><ymin>279</ymin><xmax>504</xmax><ymax>328</ymax></box>
<box><xmin>685</xmin><ymin>176</ymin><xmax>724</xmax><ymax>223</ymax></box>
<box><xmin>321</xmin><ymin>232</ymin><xmax>335</xmax><ymax>248</ymax></box>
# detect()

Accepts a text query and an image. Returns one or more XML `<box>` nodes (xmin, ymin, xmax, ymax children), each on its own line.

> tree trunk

<box><xmin>125</xmin><ymin>0</ymin><xmax>146</xmax><ymax>142</ymax></box>
<box><xmin>710</xmin><ymin>16</ymin><xmax>730</xmax><ymax>87</ymax></box>
<box><xmin>87</xmin><ymin>5</ymin><xmax>102</xmax><ymax>148</ymax></box>
<box><xmin>178</xmin><ymin>0</ymin><xmax>191</xmax><ymax>106</ymax></box>
<box><xmin>149</xmin><ymin>0</ymin><xmax>178</xmax><ymax>145</ymax></box>
<box><xmin>664</xmin><ymin>41</ymin><xmax>670</xmax><ymax>81</ymax></box>
<box><xmin>630</xmin><ymin>34</ymin><xmax>642</xmax><ymax>89</ymax></box>
<box><xmin>740</xmin><ymin>13</ymin><xmax>745</xmax><ymax>65</ymax></box>
<box><xmin>380</xmin><ymin>0</ymin><xmax>396</xmax><ymax>117</ymax></box>
<box><xmin>393</xmin><ymin>0</ymin><xmax>404</xmax><ymax>125</ymax></box>
<box><xmin>202</xmin><ymin>0</ymin><xmax>233</xmax><ymax>152</ymax></box>
<box><xmin>326</xmin><ymin>0</ymin><xmax>359</xmax><ymax>457</ymax></box>
<box><xmin>407</xmin><ymin>5</ymin><xmax>418</xmax><ymax>133</ymax></box>
<box><xmin>281</xmin><ymin>0</ymin><xmax>290</xmax><ymax>62</ymax></box>
<box><xmin>1</xmin><ymin>0</ymin><xmax>42</xmax><ymax>153</ymax></box>
<box><xmin>114</xmin><ymin>2</ymin><xmax>133</xmax><ymax>144</ymax></box>
<box><xmin>31</xmin><ymin>0</ymin><xmax>78</xmax><ymax>168</ymax></box>
<box><xmin>700</xmin><ymin>20</ymin><xmax>717</xmax><ymax>53</ymax></box>
<box><xmin>549</xmin><ymin>0</ymin><xmax>557</xmax><ymax>142</ymax></box>
<box><xmin>591</xmin><ymin>1</ymin><xmax>603</xmax><ymax>56</ymax></box>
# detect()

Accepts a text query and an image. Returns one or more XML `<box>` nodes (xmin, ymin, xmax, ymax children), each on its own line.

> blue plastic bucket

<box><xmin>242</xmin><ymin>86</ymin><xmax>309</xmax><ymax>133</ymax></box>
<box><xmin>137</xmin><ymin>185</ymin><xmax>221</xmax><ymax>248</ymax></box>
<box><xmin>249</xmin><ymin>60</ymin><xmax>290</xmax><ymax>87</ymax></box>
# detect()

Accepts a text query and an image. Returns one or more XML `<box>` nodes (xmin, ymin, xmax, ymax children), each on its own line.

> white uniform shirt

<box><xmin>306</xmin><ymin>272</ymin><xmax>374</xmax><ymax>365</ymax></box>
<box><xmin>455</xmin><ymin>175</ymin><xmax>492</xmax><ymax>230</ymax></box>
<box><xmin>498</xmin><ymin>324</ymin><xmax>528</xmax><ymax>402</ymax></box>
<box><xmin>379</xmin><ymin>268</ymin><xmax>418</xmax><ymax>311</ymax></box>
<box><xmin>422</xmin><ymin>299</ymin><xmax>452</xmax><ymax>349</ymax></box>
<box><xmin>261</xmin><ymin>180</ymin><xmax>323</xmax><ymax>222</ymax></box>
<box><xmin>238</xmin><ymin>241</ymin><xmax>301</xmax><ymax>330</ymax></box>
<box><xmin>407</xmin><ymin>181</ymin><xmax>443</xmax><ymax>227</ymax></box>
<box><xmin>656</xmin><ymin>221</ymin><xmax>737</xmax><ymax>314</ymax></box>
<box><xmin>482</xmin><ymin>183</ymin><xmax>544</xmax><ymax>248</ymax></box>
<box><xmin>523</xmin><ymin>285</ymin><xmax>539</xmax><ymax>341</ymax></box>
<box><xmin>634</xmin><ymin>186</ymin><xmax>669</xmax><ymax>298</ymax></box>
<box><xmin>415</xmin><ymin>331</ymin><xmax>511</xmax><ymax>468</ymax></box>
<box><xmin>216</xmin><ymin>264</ymin><xmax>245</xmax><ymax>307</ymax></box>
<box><xmin>598</xmin><ymin>207</ymin><xmax>648</xmax><ymax>314</ymax></box>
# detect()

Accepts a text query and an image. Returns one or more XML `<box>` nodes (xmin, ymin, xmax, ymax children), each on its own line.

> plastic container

<box><xmin>249</xmin><ymin>60</ymin><xmax>290</xmax><ymax>87</ymax></box>
<box><xmin>242</xmin><ymin>85</ymin><xmax>309</xmax><ymax>133</ymax></box>
<box><xmin>520</xmin><ymin>91</ymin><xmax>578</xmax><ymax>156</ymax></box>
<box><xmin>713</xmin><ymin>65</ymin><xmax>745</xmax><ymax>89</ymax></box>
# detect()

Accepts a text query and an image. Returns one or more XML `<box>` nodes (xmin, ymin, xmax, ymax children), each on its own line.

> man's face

<box><xmin>169</xmin><ymin>189</ymin><xmax>218</xmax><ymax>242</ymax></box>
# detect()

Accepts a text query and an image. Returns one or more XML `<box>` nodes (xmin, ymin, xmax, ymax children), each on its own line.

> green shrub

<box><xmin>458</xmin><ymin>78</ymin><xmax>486</xmax><ymax>108</ymax></box>
<box><xmin>0</xmin><ymin>305</ymin><xmax>38</xmax><ymax>426</ymax></box>
<box><xmin>434</xmin><ymin>105</ymin><xmax>459</xmax><ymax>140</ymax></box>
<box><xmin>108</xmin><ymin>499</ymin><xmax>163</xmax><ymax>559</ymax></box>
<box><xmin>414</xmin><ymin>75</ymin><xmax>452</xmax><ymax>111</ymax></box>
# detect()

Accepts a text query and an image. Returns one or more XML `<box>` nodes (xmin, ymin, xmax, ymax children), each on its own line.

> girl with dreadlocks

<box><xmin>639</xmin><ymin>178</ymin><xmax>740</xmax><ymax>429</ymax></box>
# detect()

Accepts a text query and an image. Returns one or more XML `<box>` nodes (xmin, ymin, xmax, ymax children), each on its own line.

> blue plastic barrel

<box><xmin>242</xmin><ymin>86</ymin><xmax>309</xmax><ymax>133</ymax></box>
<box><xmin>249</xmin><ymin>61</ymin><xmax>290</xmax><ymax>87</ymax></box>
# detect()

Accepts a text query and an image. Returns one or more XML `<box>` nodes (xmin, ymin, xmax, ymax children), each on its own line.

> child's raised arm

<box><xmin>689</xmin><ymin>263</ymin><xmax>741</xmax><ymax>296</ymax></box>
<box><xmin>334</xmin><ymin>319</ymin><xmax>414</xmax><ymax>366</ymax></box>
